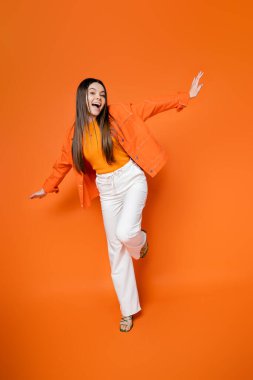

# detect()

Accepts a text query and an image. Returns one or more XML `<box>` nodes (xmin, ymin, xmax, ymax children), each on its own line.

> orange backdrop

<box><xmin>1</xmin><ymin>0</ymin><xmax>253</xmax><ymax>379</ymax></box>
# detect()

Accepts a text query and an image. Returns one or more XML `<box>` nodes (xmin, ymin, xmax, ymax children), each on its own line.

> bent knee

<box><xmin>116</xmin><ymin>226</ymin><xmax>132</xmax><ymax>243</ymax></box>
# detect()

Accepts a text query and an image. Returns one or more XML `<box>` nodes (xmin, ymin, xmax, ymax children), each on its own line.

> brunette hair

<box><xmin>72</xmin><ymin>78</ymin><xmax>117</xmax><ymax>174</ymax></box>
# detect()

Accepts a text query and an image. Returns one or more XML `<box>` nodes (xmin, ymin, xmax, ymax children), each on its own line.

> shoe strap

<box><xmin>121</xmin><ymin>316</ymin><xmax>132</xmax><ymax>321</ymax></box>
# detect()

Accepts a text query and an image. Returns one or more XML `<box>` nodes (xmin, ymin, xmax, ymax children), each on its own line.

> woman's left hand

<box><xmin>189</xmin><ymin>71</ymin><xmax>204</xmax><ymax>98</ymax></box>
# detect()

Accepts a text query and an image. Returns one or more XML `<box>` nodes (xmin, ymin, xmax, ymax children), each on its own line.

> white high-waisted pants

<box><xmin>95</xmin><ymin>158</ymin><xmax>148</xmax><ymax>316</ymax></box>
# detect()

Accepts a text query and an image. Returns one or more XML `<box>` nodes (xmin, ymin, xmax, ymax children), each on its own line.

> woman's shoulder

<box><xmin>108</xmin><ymin>102</ymin><xmax>133</xmax><ymax>121</ymax></box>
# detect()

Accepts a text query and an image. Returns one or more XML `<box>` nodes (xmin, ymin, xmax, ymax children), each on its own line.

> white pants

<box><xmin>95</xmin><ymin>158</ymin><xmax>148</xmax><ymax>316</ymax></box>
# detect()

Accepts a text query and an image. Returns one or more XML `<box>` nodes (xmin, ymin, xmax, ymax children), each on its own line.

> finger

<box><xmin>196</xmin><ymin>74</ymin><xmax>203</xmax><ymax>83</ymax></box>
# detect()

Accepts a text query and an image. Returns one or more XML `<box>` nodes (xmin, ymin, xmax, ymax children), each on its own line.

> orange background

<box><xmin>1</xmin><ymin>0</ymin><xmax>253</xmax><ymax>379</ymax></box>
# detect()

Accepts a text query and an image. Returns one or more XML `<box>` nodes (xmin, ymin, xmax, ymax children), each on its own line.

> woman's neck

<box><xmin>88</xmin><ymin>115</ymin><xmax>96</xmax><ymax>124</ymax></box>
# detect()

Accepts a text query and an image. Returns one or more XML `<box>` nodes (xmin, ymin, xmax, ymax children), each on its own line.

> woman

<box><xmin>29</xmin><ymin>72</ymin><xmax>204</xmax><ymax>332</ymax></box>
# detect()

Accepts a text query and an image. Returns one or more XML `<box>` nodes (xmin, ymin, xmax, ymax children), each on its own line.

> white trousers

<box><xmin>95</xmin><ymin>158</ymin><xmax>148</xmax><ymax>316</ymax></box>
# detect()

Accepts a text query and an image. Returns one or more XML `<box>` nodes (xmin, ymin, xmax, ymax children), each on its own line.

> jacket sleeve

<box><xmin>130</xmin><ymin>91</ymin><xmax>190</xmax><ymax>121</ymax></box>
<box><xmin>42</xmin><ymin>125</ymin><xmax>74</xmax><ymax>194</ymax></box>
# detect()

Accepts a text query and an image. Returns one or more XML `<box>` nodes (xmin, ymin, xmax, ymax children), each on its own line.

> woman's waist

<box><xmin>96</xmin><ymin>158</ymin><xmax>133</xmax><ymax>178</ymax></box>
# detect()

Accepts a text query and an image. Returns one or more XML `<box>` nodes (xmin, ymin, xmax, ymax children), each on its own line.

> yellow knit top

<box><xmin>83</xmin><ymin>119</ymin><xmax>130</xmax><ymax>174</ymax></box>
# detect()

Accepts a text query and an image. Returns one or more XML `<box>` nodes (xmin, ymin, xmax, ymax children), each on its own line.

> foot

<box><xmin>140</xmin><ymin>229</ymin><xmax>148</xmax><ymax>258</ymax></box>
<box><xmin>120</xmin><ymin>315</ymin><xmax>133</xmax><ymax>332</ymax></box>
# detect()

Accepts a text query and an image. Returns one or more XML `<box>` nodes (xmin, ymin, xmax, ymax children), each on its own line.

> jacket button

<box><xmin>150</xmin><ymin>169</ymin><xmax>153</xmax><ymax>173</ymax></box>
<box><xmin>121</xmin><ymin>138</ymin><xmax>124</xmax><ymax>142</ymax></box>
<box><xmin>135</xmin><ymin>155</ymin><xmax>139</xmax><ymax>160</ymax></box>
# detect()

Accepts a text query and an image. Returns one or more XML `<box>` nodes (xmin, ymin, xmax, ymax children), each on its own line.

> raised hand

<box><xmin>189</xmin><ymin>71</ymin><xmax>204</xmax><ymax>98</ymax></box>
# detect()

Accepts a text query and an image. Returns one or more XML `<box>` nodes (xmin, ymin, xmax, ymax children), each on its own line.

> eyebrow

<box><xmin>89</xmin><ymin>87</ymin><xmax>105</xmax><ymax>93</ymax></box>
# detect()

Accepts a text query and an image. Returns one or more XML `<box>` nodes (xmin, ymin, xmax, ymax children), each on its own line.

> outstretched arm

<box><xmin>130</xmin><ymin>91</ymin><xmax>190</xmax><ymax>121</ymax></box>
<box><xmin>130</xmin><ymin>71</ymin><xmax>204</xmax><ymax>121</ymax></box>
<box><xmin>41</xmin><ymin>124</ymin><xmax>74</xmax><ymax>194</ymax></box>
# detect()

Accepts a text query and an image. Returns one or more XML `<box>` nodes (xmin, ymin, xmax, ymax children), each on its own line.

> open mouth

<box><xmin>92</xmin><ymin>103</ymin><xmax>101</xmax><ymax>109</ymax></box>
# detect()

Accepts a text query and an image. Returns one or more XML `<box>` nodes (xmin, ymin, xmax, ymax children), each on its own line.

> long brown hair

<box><xmin>72</xmin><ymin>78</ymin><xmax>117</xmax><ymax>174</ymax></box>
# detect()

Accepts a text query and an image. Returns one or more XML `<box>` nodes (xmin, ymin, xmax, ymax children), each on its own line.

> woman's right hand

<box><xmin>29</xmin><ymin>188</ymin><xmax>47</xmax><ymax>199</ymax></box>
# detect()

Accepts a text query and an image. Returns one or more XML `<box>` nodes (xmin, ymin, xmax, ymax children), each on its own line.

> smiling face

<box><xmin>86</xmin><ymin>82</ymin><xmax>106</xmax><ymax>121</ymax></box>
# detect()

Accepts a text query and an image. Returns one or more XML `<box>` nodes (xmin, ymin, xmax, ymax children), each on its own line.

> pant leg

<box><xmin>96</xmin><ymin>175</ymin><xmax>142</xmax><ymax>316</ymax></box>
<box><xmin>116</xmin><ymin>163</ymin><xmax>148</xmax><ymax>260</ymax></box>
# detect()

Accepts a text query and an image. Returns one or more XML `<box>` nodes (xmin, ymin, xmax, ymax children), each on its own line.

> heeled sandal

<box><xmin>140</xmin><ymin>229</ymin><xmax>149</xmax><ymax>258</ymax></box>
<box><xmin>120</xmin><ymin>315</ymin><xmax>133</xmax><ymax>332</ymax></box>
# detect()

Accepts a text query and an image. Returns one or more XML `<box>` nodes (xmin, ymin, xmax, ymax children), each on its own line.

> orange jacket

<box><xmin>42</xmin><ymin>91</ymin><xmax>190</xmax><ymax>208</ymax></box>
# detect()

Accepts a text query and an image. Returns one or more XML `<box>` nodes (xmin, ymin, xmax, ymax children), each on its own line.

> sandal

<box><xmin>120</xmin><ymin>315</ymin><xmax>133</xmax><ymax>332</ymax></box>
<box><xmin>140</xmin><ymin>229</ymin><xmax>149</xmax><ymax>258</ymax></box>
